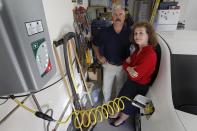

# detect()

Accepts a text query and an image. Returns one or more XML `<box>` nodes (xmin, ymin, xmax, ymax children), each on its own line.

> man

<box><xmin>92</xmin><ymin>5</ymin><xmax>131</xmax><ymax>102</ymax></box>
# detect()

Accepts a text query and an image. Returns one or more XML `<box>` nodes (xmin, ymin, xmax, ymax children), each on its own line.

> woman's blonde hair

<box><xmin>131</xmin><ymin>21</ymin><xmax>158</xmax><ymax>47</ymax></box>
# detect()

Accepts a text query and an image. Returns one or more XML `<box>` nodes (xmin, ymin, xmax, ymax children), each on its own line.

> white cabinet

<box><xmin>155</xmin><ymin>9</ymin><xmax>181</xmax><ymax>31</ymax></box>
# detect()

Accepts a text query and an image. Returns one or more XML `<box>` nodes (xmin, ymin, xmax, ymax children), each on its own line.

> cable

<box><xmin>10</xmin><ymin>96</ymin><xmax>36</xmax><ymax>114</ymax></box>
<box><xmin>0</xmin><ymin>96</ymin><xmax>30</xmax><ymax>125</ymax></box>
<box><xmin>0</xmin><ymin>96</ymin><xmax>12</xmax><ymax>99</ymax></box>
<box><xmin>0</xmin><ymin>73</ymin><xmax>66</xmax><ymax>99</ymax></box>
<box><xmin>34</xmin><ymin>75</ymin><xmax>65</xmax><ymax>93</ymax></box>
<box><xmin>0</xmin><ymin>99</ymin><xmax>8</xmax><ymax>105</ymax></box>
<box><xmin>43</xmin><ymin>109</ymin><xmax>53</xmax><ymax>131</ymax></box>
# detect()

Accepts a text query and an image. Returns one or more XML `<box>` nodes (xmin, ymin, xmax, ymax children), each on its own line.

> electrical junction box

<box><xmin>0</xmin><ymin>0</ymin><xmax>56</xmax><ymax>96</ymax></box>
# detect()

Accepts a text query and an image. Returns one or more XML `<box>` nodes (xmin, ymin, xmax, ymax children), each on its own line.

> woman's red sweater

<box><xmin>123</xmin><ymin>45</ymin><xmax>157</xmax><ymax>85</ymax></box>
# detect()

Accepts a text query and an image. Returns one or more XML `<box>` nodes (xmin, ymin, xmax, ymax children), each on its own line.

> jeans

<box><xmin>118</xmin><ymin>79</ymin><xmax>149</xmax><ymax>115</ymax></box>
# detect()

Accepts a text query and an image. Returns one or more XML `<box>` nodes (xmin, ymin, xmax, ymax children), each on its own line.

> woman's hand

<box><xmin>127</xmin><ymin>67</ymin><xmax>138</xmax><ymax>78</ymax></box>
<box><xmin>126</xmin><ymin>56</ymin><xmax>130</xmax><ymax>63</ymax></box>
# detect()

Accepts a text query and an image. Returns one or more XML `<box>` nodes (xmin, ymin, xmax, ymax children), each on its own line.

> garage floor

<box><xmin>93</xmin><ymin>117</ymin><xmax>135</xmax><ymax>131</ymax></box>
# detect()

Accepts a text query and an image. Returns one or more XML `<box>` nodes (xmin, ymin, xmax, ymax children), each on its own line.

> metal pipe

<box><xmin>31</xmin><ymin>94</ymin><xmax>42</xmax><ymax>112</ymax></box>
<box><xmin>53</xmin><ymin>99</ymin><xmax>71</xmax><ymax>130</ymax></box>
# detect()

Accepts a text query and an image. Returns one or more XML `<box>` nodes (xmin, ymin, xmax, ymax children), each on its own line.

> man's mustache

<box><xmin>115</xmin><ymin>19</ymin><xmax>121</xmax><ymax>22</ymax></box>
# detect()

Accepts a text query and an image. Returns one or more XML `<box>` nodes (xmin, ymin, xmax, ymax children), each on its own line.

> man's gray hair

<box><xmin>112</xmin><ymin>5</ymin><xmax>125</xmax><ymax>16</ymax></box>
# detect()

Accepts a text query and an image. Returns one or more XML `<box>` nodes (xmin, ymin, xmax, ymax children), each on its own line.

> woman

<box><xmin>111</xmin><ymin>21</ymin><xmax>158</xmax><ymax>127</ymax></box>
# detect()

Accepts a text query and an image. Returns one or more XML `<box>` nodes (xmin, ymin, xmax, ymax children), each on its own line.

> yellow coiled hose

<box><xmin>13</xmin><ymin>95</ymin><xmax>154</xmax><ymax>128</ymax></box>
<box><xmin>58</xmin><ymin>96</ymin><xmax>131</xmax><ymax>128</ymax></box>
<box><xmin>12</xmin><ymin>96</ymin><xmax>154</xmax><ymax>128</ymax></box>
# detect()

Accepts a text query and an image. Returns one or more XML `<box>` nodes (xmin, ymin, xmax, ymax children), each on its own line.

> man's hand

<box><xmin>127</xmin><ymin>67</ymin><xmax>138</xmax><ymax>78</ymax></box>
<box><xmin>98</xmin><ymin>56</ymin><xmax>107</xmax><ymax>64</ymax></box>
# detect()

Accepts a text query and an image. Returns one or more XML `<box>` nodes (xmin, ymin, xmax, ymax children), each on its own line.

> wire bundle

<box><xmin>12</xmin><ymin>95</ymin><xmax>155</xmax><ymax>129</ymax></box>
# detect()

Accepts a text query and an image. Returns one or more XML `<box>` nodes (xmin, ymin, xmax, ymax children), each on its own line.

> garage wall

<box><xmin>178</xmin><ymin>0</ymin><xmax>197</xmax><ymax>30</ymax></box>
<box><xmin>0</xmin><ymin>1</ymin><xmax>83</xmax><ymax>131</ymax></box>
<box><xmin>43</xmin><ymin>0</ymin><xmax>75</xmax><ymax>40</ymax></box>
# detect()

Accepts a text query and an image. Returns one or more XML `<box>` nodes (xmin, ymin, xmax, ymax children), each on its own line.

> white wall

<box><xmin>0</xmin><ymin>0</ymin><xmax>82</xmax><ymax>131</ymax></box>
<box><xmin>43</xmin><ymin>0</ymin><xmax>75</xmax><ymax>40</ymax></box>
